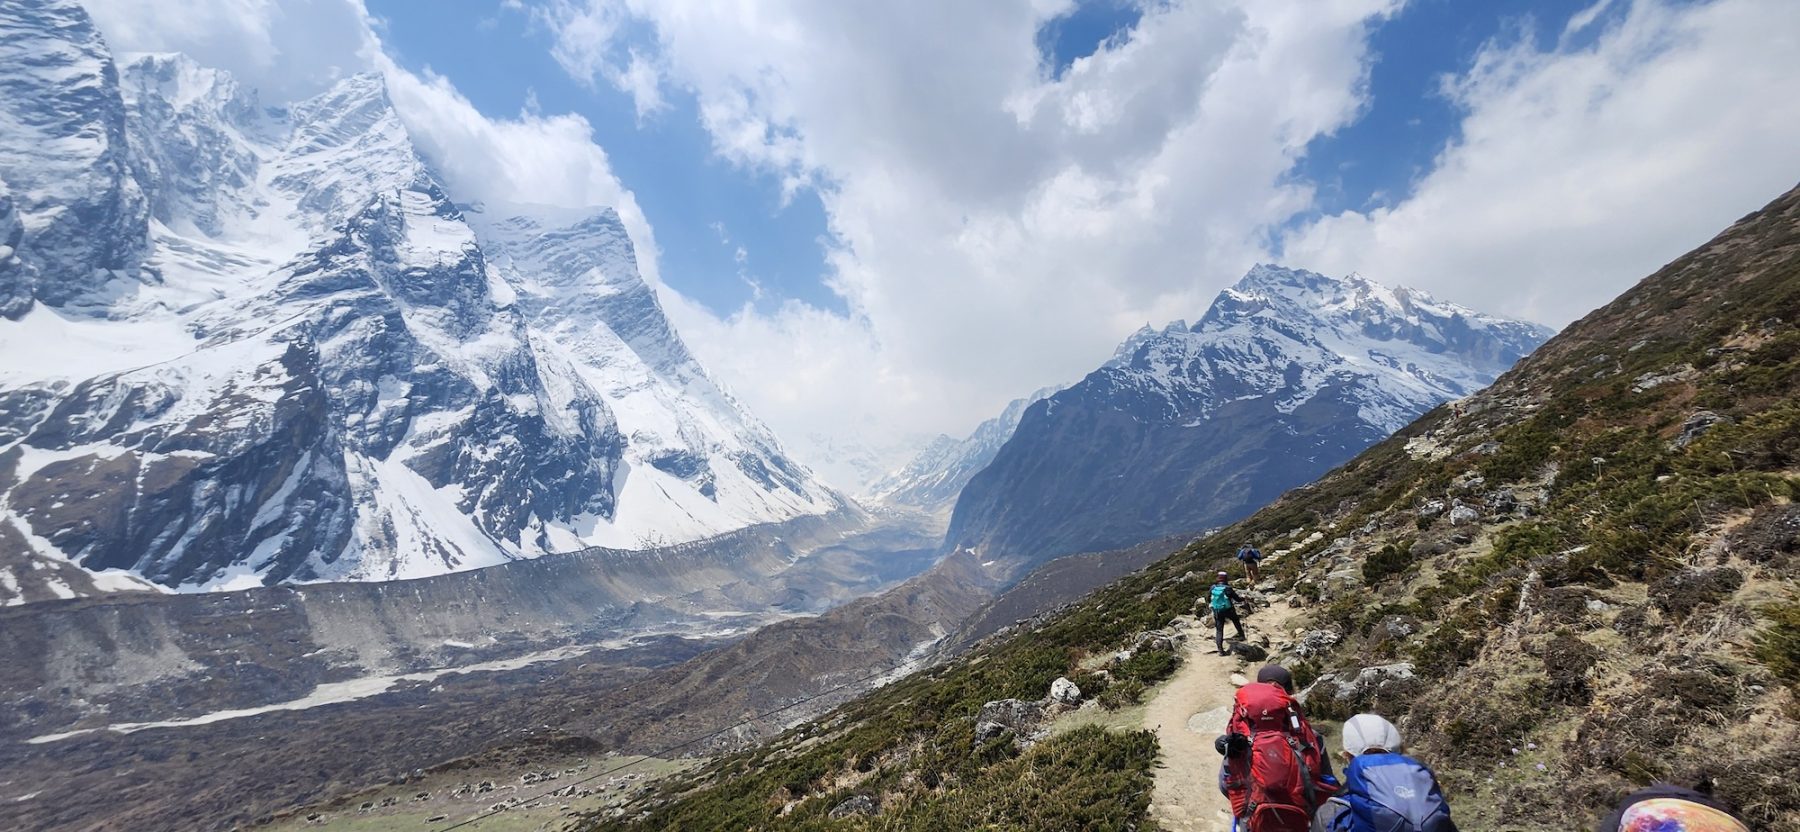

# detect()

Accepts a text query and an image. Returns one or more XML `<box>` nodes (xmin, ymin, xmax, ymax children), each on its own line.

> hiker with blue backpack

<box><xmin>1237</xmin><ymin>541</ymin><xmax>1265</xmax><ymax>583</ymax></box>
<box><xmin>1311</xmin><ymin>713</ymin><xmax>1457</xmax><ymax>832</ymax></box>
<box><xmin>1204</xmin><ymin>571</ymin><xmax>1249</xmax><ymax>655</ymax></box>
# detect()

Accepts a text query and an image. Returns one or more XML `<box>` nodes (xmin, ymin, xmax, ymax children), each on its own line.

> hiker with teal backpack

<box><xmin>1312</xmin><ymin>713</ymin><xmax>1457</xmax><ymax>832</ymax></box>
<box><xmin>1204</xmin><ymin>571</ymin><xmax>1248</xmax><ymax>655</ymax></box>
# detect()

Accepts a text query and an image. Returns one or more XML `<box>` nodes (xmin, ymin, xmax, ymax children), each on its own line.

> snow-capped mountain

<box><xmin>0</xmin><ymin>1</ymin><xmax>839</xmax><ymax>595</ymax></box>
<box><xmin>944</xmin><ymin>264</ymin><xmax>1554</xmax><ymax>569</ymax></box>
<box><xmin>868</xmin><ymin>386</ymin><xmax>1060</xmax><ymax>512</ymax></box>
<box><xmin>789</xmin><ymin>428</ymin><xmax>939</xmax><ymax>499</ymax></box>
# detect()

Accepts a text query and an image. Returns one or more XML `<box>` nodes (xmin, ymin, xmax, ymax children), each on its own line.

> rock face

<box><xmin>0</xmin><ymin>3</ymin><xmax>839</xmax><ymax>594</ymax></box>
<box><xmin>0</xmin><ymin>0</ymin><xmax>149</xmax><ymax>318</ymax></box>
<box><xmin>945</xmin><ymin>265</ymin><xmax>1553</xmax><ymax>570</ymax></box>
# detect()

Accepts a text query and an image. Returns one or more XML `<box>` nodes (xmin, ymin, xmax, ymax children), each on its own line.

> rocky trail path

<box><xmin>1143</xmin><ymin>599</ymin><xmax>1300</xmax><ymax>832</ymax></box>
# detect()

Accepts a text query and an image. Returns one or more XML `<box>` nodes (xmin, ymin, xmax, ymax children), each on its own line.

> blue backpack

<box><xmin>1209</xmin><ymin>584</ymin><xmax>1232</xmax><ymax>611</ymax></box>
<box><xmin>1330</xmin><ymin>753</ymin><xmax>1455</xmax><ymax>832</ymax></box>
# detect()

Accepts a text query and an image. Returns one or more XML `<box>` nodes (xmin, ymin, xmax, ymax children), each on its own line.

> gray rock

<box><xmin>1049</xmin><ymin>677</ymin><xmax>1082</xmax><ymax>705</ymax></box>
<box><xmin>1671</xmin><ymin>410</ymin><xmax>1729</xmax><ymax>450</ymax></box>
<box><xmin>1632</xmin><ymin>365</ymin><xmax>1697</xmax><ymax>393</ymax></box>
<box><xmin>1308</xmin><ymin>662</ymin><xmax>1418</xmax><ymax>707</ymax></box>
<box><xmin>1323</xmin><ymin>566</ymin><xmax>1363</xmax><ymax>599</ymax></box>
<box><xmin>1418</xmin><ymin>499</ymin><xmax>1447</xmax><ymax>517</ymax></box>
<box><xmin>829</xmin><ymin>794</ymin><xmax>877</xmax><ymax>819</ymax></box>
<box><xmin>974</xmin><ymin>698</ymin><xmax>1049</xmax><ymax>749</ymax></box>
<box><xmin>1378</xmin><ymin>616</ymin><xmax>1416</xmax><ymax>640</ymax></box>
<box><xmin>1131</xmin><ymin>629</ymin><xmax>1184</xmax><ymax>653</ymax></box>
<box><xmin>1295</xmin><ymin>629</ymin><xmax>1342</xmax><ymax>658</ymax></box>
<box><xmin>1449</xmin><ymin>504</ymin><xmax>1481</xmax><ymax>525</ymax></box>
<box><xmin>1228</xmin><ymin>641</ymin><xmax>1269</xmax><ymax>661</ymax></box>
<box><xmin>1486</xmin><ymin>490</ymin><xmax>1520</xmax><ymax>515</ymax></box>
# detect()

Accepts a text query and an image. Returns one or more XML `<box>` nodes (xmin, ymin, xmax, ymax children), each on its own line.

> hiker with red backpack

<box><xmin>1311</xmin><ymin>713</ymin><xmax>1456</xmax><ymax>832</ymax></box>
<box><xmin>1215</xmin><ymin>666</ymin><xmax>1337</xmax><ymax>832</ymax></box>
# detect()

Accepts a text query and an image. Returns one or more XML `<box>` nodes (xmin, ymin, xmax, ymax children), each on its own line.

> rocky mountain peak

<box><xmin>944</xmin><ymin>264</ymin><xmax>1552</xmax><ymax>567</ymax></box>
<box><xmin>0</xmin><ymin>2</ymin><xmax>841</xmax><ymax>595</ymax></box>
<box><xmin>0</xmin><ymin>0</ymin><xmax>150</xmax><ymax>317</ymax></box>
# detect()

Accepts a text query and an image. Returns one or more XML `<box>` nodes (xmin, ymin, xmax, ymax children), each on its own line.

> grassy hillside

<box><xmin>585</xmin><ymin>181</ymin><xmax>1800</xmax><ymax>831</ymax></box>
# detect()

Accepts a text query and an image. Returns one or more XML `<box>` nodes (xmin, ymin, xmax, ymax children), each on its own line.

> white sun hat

<box><xmin>1342</xmin><ymin>713</ymin><xmax>1404</xmax><ymax>756</ymax></box>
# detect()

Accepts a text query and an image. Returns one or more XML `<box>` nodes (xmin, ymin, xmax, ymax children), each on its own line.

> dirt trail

<box><xmin>1143</xmin><ymin>600</ymin><xmax>1299</xmax><ymax>832</ymax></box>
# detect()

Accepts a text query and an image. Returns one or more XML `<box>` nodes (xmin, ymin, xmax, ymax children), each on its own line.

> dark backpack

<box><xmin>1223</xmin><ymin>683</ymin><xmax>1334</xmax><ymax>832</ymax></box>
<box><xmin>1332</xmin><ymin>753</ymin><xmax>1456</xmax><ymax>832</ymax></box>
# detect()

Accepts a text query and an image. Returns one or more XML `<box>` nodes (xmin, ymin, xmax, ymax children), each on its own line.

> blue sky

<box><xmin>87</xmin><ymin>0</ymin><xmax>1800</xmax><ymax>480</ymax></box>
<box><xmin>1292</xmin><ymin>0</ymin><xmax>1631</xmax><ymax>219</ymax></box>
<box><xmin>368</xmin><ymin>0</ymin><xmax>840</xmax><ymax>315</ymax></box>
<box><xmin>366</xmin><ymin>0</ymin><xmax>1630</xmax><ymax>320</ymax></box>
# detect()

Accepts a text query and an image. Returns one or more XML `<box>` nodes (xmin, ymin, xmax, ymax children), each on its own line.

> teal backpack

<box><xmin>1210</xmin><ymin>584</ymin><xmax>1232</xmax><ymax>611</ymax></box>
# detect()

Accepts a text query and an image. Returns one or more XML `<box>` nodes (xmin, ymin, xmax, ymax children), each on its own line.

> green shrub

<box><xmin>1755</xmin><ymin>602</ymin><xmax>1800</xmax><ymax>686</ymax></box>
<box><xmin>881</xmin><ymin>727</ymin><xmax>1157</xmax><ymax>831</ymax></box>
<box><xmin>1362</xmin><ymin>541</ymin><xmax>1414</xmax><ymax>584</ymax></box>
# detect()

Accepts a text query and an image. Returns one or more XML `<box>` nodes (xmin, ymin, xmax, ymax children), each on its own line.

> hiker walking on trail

<box><xmin>1204</xmin><ymin>571</ymin><xmax>1248</xmax><ymax>655</ymax></box>
<box><xmin>1597</xmin><ymin>784</ymin><xmax>1750</xmax><ymax>832</ymax></box>
<box><xmin>1237</xmin><ymin>542</ymin><xmax>1264</xmax><ymax>583</ymax></box>
<box><xmin>1312</xmin><ymin>713</ymin><xmax>1456</xmax><ymax>832</ymax></box>
<box><xmin>1215</xmin><ymin>672</ymin><xmax>1336</xmax><ymax>832</ymax></box>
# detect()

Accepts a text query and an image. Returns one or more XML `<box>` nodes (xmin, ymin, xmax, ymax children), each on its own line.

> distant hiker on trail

<box><xmin>1597</xmin><ymin>784</ymin><xmax>1749</xmax><ymax>832</ymax></box>
<box><xmin>1215</xmin><ymin>672</ymin><xmax>1336</xmax><ymax>832</ymax></box>
<box><xmin>1204</xmin><ymin>571</ymin><xmax>1248</xmax><ymax>655</ymax></box>
<box><xmin>1237</xmin><ymin>542</ymin><xmax>1264</xmax><ymax>583</ymax></box>
<box><xmin>1311</xmin><ymin>713</ymin><xmax>1456</xmax><ymax>832</ymax></box>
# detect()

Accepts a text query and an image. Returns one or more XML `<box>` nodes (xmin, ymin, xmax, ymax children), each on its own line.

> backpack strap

<box><xmin>1291</xmin><ymin>734</ymin><xmax>1316</xmax><ymax>813</ymax></box>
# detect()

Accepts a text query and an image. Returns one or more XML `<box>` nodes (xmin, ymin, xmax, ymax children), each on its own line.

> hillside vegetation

<box><xmin>586</xmin><ymin>182</ymin><xmax>1800</xmax><ymax>831</ymax></box>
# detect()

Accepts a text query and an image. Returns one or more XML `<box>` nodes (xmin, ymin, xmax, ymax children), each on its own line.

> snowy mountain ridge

<box><xmin>867</xmin><ymin>385</ymin><xmax>1061</xmax><ymax>512</ymax></box>
<box><xmin>1108</xmin><ymin>264</ymin><xmax>1556</xmax><ymax>434</ymax></box>
<box><xmin>943</xmin><ymin>264</ymin><xmax>1553</xmax><ymax>567</ymax></box>
<box><xmin>0</xmin><ymin>2</ymin><xmax>839</xmax><ymax>599</ymax></box>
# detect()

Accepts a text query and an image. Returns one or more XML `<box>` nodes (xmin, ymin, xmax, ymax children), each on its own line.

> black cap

<box><xmin>1256</xmin><ymin>664</ymin><xmax>1294</xmax><ymax>694</ymax></box>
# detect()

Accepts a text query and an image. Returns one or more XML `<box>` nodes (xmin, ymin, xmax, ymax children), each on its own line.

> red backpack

<box><xmin>1222</xmin><ymin>682</ymin><xmax>1335</xmax><ymax>832</ymax></box>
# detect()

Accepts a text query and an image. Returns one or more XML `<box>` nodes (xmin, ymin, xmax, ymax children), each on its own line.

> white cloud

<box><xmin>377</xmin><ymin>58</ymin><xmax>662</xmax><ymax>281</ymax></box>
<box><xmin>83</xmin><ymin>0</ymin><xmax>663</xmax><ymax>282</ymax></box>
<box><xmin>83</xmin><ymin>0</ymin><xmax>374</xmax><ymax>102</ymax></box>
<box><xmin>81</xmin><ymin>0</ymin><xmax>1800</xmax><ymax>490</ymax></box>
<box><xmin>1563</xmin><ymin>0</ymin><xmax>1618</xmax><ymax>39</ymax></box>
<box><xmin>1284</xmin><ymin>0</ymin><xmax>1800</xmax><ymax>327</ymax></box>
<box><xmin>529</xmin><ymin>0</ymin><xmax>1404</xmax><ymax>480</ymax></box>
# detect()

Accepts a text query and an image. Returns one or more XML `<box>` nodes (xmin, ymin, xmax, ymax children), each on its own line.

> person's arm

<box><xmin>1312</xmin><ymin>799</ymin><xmax>1348</xmax><ymax>832</ymax></box>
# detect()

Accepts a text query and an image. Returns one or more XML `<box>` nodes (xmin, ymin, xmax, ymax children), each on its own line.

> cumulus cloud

<box><xmin>377</xmin><ymin>59</ymin><xmax>662</xmax><ymax>280</ymax></box>
<box><xmin>1283</xmin><ymin>0</ymin><xmax>1800</xmax><ymax>327</ymax></box>
<box><xmin>82</xmin><ymin>0</ymin><xmax>1800</xmax><ymax>492</ymax></box>
<box><xmin>523</xmin><ymin>0</ymin><xmax>1403</xmax><ymax>484</ymax></box>
<box><xmin>83</xmin><ymin>0</ymin><xmax>662</xmax><ymax>280</ymax></box>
